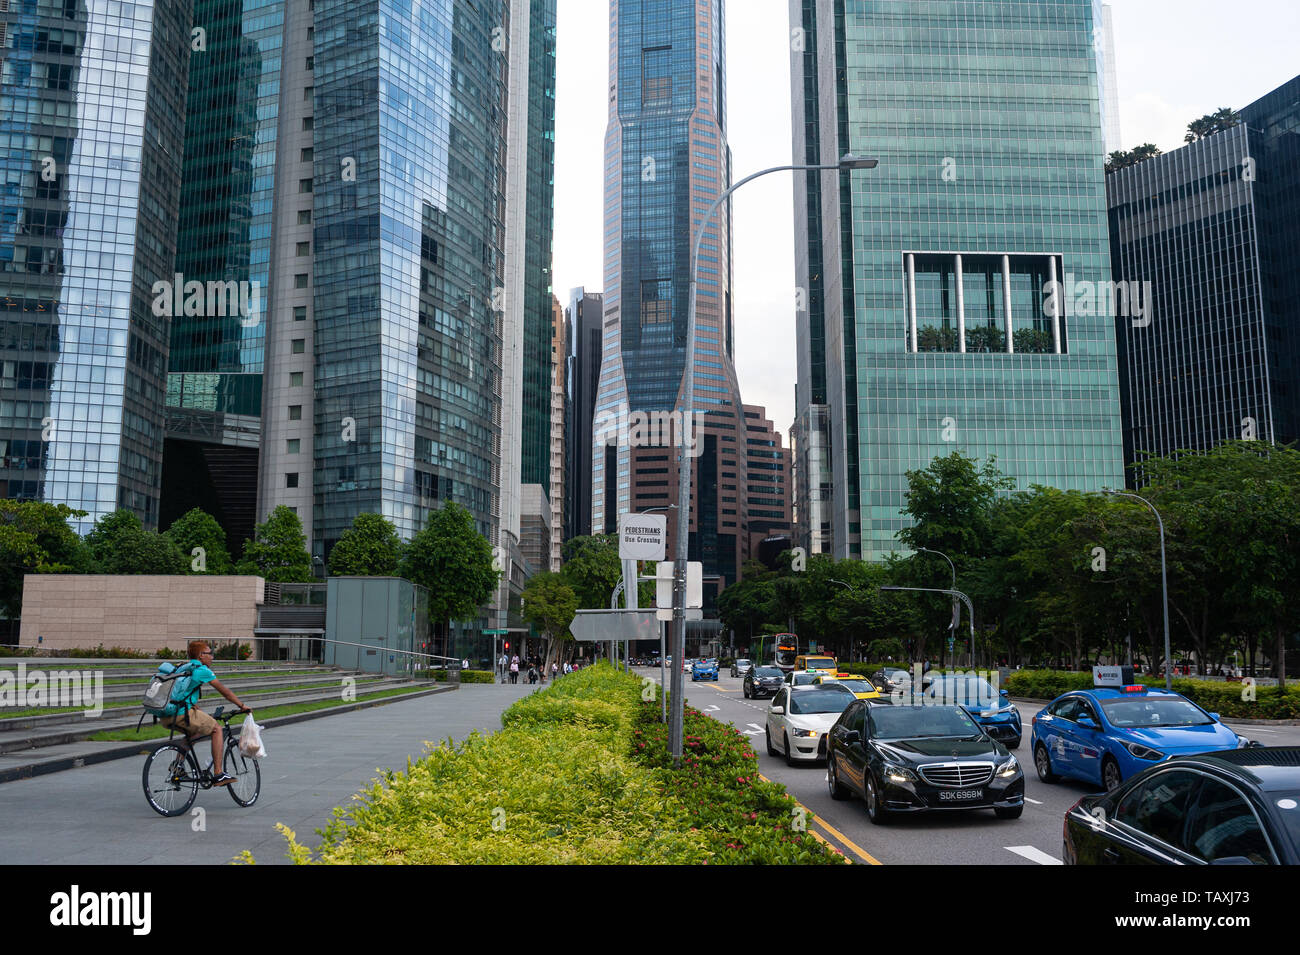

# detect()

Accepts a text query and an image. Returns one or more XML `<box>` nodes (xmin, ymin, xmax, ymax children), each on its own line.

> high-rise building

<box><xmin>564</xmin><ymin>286</ymin><xmax>602</xmax><ymax>542</ymax></box>
<box><xmin>1108</xmin><ymin>76</ymin><xmax>1300</xmax><ymax>469</ymax></box>
<box><xmin>742</xmin><ymin>405</ymin><xmax>792</xmax><ymax>557</ymax></box>
<box><xmin>1</xmin><ymin>0</ymin><xmax>192</xmax><ymax>532</ymax></box>
<box><xmin>1096</xmin><ymin>2</ymin><xmax>1122</xmax><ymax>155</ymax></box>
<box><xmin>791</xmin><ymin>0</ymin><xmax>1125</xmax><ymax>560</ymax></box>
<box><xmin>548</xmin><ymin>293</ymin><xmax>565</xmax><ymax>570</ymax></box>
<box><xmin>596</xmin><ymin>0</ymin><xmax>755</xmax><ymax>593</ymax></box>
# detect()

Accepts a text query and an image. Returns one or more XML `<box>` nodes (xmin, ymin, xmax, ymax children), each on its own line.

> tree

<box><xmin>0</xmin><ymin>500</ymin><xmax>92</xmax><ymax>617</ymax></box>
<box><xmin>559</xmin><ymin>534</ymin><xmax>624</xmax><ymax>608</ymax></box>
<box><xmin>85</xmin><ymin>509</ymin><xmax>187</xmax><ymax>575</ymax></box>
<box><xmin>236</xmin><ymin>506</ymin><xmax>314</xmax><ymax>582</ymax></box>
<box><xmin>401</xmin><ymin>502</ymin><xmax>498</xmax><ymax>649</ymax></box>
<box><xmin>328</xmin><ymin>513</ymin><xmax>402</xmax><ymax>576</ymax></box>
<box><xmin>166</xmin><ymin>507</ymin><xmax>233</xmax><ymax>574</ymax></box>
<box><xmin>1105</xmin><ymin>143</ymin><xmax>1161</xmax><ymax>173</ymax></box>
<box><xmin>1184</xmin><ymin>107</ymin><xmax>1240</xmax><ymax>143</ymax></box>
<box><xmin>521</xmin><ymin>571</ymin><xmax>578</xmax><ymax>666</ymax></box>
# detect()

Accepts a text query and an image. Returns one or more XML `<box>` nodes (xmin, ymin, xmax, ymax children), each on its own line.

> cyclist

<box><xmin>160</xmin><ymin>640</ymin><xmax>249</xmax><ymax>787</ymax></box>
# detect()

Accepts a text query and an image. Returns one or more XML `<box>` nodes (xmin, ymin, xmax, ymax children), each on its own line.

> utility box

<box><xmin>324</xmin><ymin>577</ymin><xmax>429</xmax><ymax>675</ymax></box>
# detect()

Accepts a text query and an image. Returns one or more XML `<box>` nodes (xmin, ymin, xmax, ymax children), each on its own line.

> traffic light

<box><xmin>505</xmin><ymin>641</ymin><xmax>510</xmax><ymax>651</ymax></box>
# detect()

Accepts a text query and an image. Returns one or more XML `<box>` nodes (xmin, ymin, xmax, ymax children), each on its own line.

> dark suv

<box><xmin>744</xmin><ymin>665</ymin><xmax>785</xmax><ymax>699</ymax></box>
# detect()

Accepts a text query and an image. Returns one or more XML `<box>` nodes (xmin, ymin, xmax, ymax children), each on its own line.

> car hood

<box><xmin>1119</xmin><ymin>723</ymin><xmax>1238</xmax><ymax>753</ymax></box>
<box><xmin>785</xmin><ymin>712</ymin><xmax>843</xmax><ymax>732</ymax></box>
<box><xmin>876</xmin><ymin>737</ymin><xmax>1001</xmax><ymax>762</ymax></box>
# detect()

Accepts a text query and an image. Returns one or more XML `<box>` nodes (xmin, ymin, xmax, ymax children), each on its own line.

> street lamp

<box><xmin>915</xmin><ymin>546</ymin><xmax>964</xmax><ymax>664</ymax></box>
<box><xmin>669</xmin><ymin>153</ymin><xmax>879</xmax><ymax>765</ymax></box>
<box><xmin>1104</xmin><ymin>489</ymin><xmax>1172</xmax><ymax>691</ymax></box>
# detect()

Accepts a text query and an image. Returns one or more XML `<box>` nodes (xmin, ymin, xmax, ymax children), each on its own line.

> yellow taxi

<box><xmin>812</xmin><ymin>672</ymin><xmax>881</xmax><ymax>699</ymax></box>
<box><xmin>793</xmin><ymin>654</ymin><xmax>838</xmax><ymax>677</ymax></box>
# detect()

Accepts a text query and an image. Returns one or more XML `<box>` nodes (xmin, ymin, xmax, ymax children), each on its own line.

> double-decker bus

<box><xmin>773</xmin><ymin>634</ymin><xmax>799</xmax><ymax>673</ymax></box>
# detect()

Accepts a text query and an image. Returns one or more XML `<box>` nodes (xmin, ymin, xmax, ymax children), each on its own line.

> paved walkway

<box><xmin>0</xmin><ymin>682</ymin><xmax>539</xmax><ymax>865</ymax></box>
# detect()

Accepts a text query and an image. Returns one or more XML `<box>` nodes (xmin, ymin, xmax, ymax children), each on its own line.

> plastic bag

<box><xmin>238</xmin><ymin>711</ymin><xmax>267</xmax><ymax>759</ymax></box>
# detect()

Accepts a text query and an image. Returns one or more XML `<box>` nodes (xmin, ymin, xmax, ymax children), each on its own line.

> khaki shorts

<box><xmin>162</xmin><ymin>708</ymin><xmax>219</xmax><ymax>738</ymax></box>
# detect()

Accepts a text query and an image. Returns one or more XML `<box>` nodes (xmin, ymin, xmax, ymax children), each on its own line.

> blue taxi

<box><xmin>691</xmin><ymin>658</ymin><xmax>718</xmax><ymax>682</ymax></box>
<box><xmin>1030</xmin><ymin>679</ymin><xmax>1251</xmax><ymax>792</ymax></box>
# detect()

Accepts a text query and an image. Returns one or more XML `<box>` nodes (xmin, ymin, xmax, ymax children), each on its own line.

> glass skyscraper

<box><xmin>791</xmin><ymin>0</ymin><xmax>1125</xmax><ymax>560</ymax></box>
<box><xmin>1</xmin><ymin>0</ymin><xmax>191</xmax><ymax>531</ymax></box>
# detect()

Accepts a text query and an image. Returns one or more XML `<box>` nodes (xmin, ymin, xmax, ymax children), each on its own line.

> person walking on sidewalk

<box><xmin>509</xmin><ymin>655</ymin><xmax>520</xmax><ymax>684</ymax></box>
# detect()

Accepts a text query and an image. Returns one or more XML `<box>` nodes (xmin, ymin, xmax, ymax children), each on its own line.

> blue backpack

<box><xmin>141</xmin><ymin>662</ymin><xmax>198</xmax><ymax>717</ymax></box>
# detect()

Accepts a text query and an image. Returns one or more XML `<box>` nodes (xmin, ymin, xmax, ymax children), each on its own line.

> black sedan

<box><xmin>825</xmin><ymin>700</ymin><xmax>1025</xmax><ymax>824</ymax></box>
<box><xmin>1063</xmin><ymin>746</ymin><xmax>1300</xmax><ymax>865</ymax></box>
<box><xmin>744</xmin><ymin>665</ymin><xmax>785</xmax><ymax>699</ymax></box>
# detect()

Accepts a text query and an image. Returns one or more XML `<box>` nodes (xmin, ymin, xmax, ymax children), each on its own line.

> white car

<box><xmin>765</xmin><ymin>684</ymin><xmax>855</xmax><ymax>766</ymax></box>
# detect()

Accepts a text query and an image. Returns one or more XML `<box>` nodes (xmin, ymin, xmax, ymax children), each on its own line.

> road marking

<box><xmin>1006</xmin><ymin>845</ymin><xmax>1062</xmax><ymax>865</ymax></box>
<box><xmin>704</xmin><ymin>684</ymin><xmax>735</xmax><ymax>692</ymax></box>
<box><xmin>704</xmin><ymin>705</ymin><xmax>720</xmax><ymax>712</ymax></box>
<box><xmin>744</xmin><ymin>723</ymin><xmax>764</xmax><ymax>735</ymax></box>
<box><xmin>757</xmin><ymin>773</ymin><xmax>883</xmax><ymax>865</ymax></box>
<box><xmin>1247</xmin><ymin>728</ymin><xmax>1277</xmax><ymax>734</ymax></box>
<box><xmin>1024</xmin><ymin>797</ymin><xmax>1043</xmax><ymax>804</ymax></box>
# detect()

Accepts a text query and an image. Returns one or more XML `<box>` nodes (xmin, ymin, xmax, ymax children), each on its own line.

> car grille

<box><xmin>918</xmin><ymin>762</ymin><xmax>994</xmax><ymax>788</ymax></box>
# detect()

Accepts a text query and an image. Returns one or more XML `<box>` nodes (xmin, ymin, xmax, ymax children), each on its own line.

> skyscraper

<box><xmin>564</xmin><ymin>286</ymin><xmax>602</xmax><ymax>543</ymax></box>
<box><xmin>791</xmin><ymin>0</ymin><xmax>1125</xmax><ymax>560</ymax></box>
<box><xmin>596</xmin><ymin>0</ymin><xmax>755</xmax><ymax>593</ymax></box>
<box><xmin>1</xmin><ymin>0</ymin><xmax>192</xmax><ymax>532</ymax></box>
<box><xmin>1108</xmin><ymin>75</ymin><xmax>1300</xmax><ymax>468</ymax></box>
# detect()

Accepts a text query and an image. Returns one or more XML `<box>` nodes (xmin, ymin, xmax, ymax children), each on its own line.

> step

<box><xmin>0</xmin><ymin>668</ymin><xmax>371</xmax><ymax>708</ymax></box>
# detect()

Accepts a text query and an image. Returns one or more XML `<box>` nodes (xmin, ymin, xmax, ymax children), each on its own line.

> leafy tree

<box><xmin>85</xmin><ymin>509</ymin><xmax>187</xmax><ymax>575</ymax></box>
<box><xmin>1105</xmin><ymin>143</ymin><xmax>1161</xmax><ymax>172</ymax></box>
<box><xmin>716</xmin><ymin>561</ymin><xmax>776</xmax><ymax>645</ymax></box>
<box><xmin>236</xmin><ymin>506</ymin><xmax>314</xmax><ymax>582</ymax></box>
<box><xmin>401</xmin><ymin>502</ymin><xmax>498</xmax><ymax>647</ymax></box>
<box><xmin>559</xmin><ymin>534</ymin><xmax>624</xmax><ymax>608</ymax></box>
<box><xmin>0</xmin><ymin>500</ymin><xmax>92</xmax><ymax>617</ymax></box>
<box><xmin>522</xmin><ymin>571</ymin><xmax>578</xmax><ymax>666</ymax></box>
<box><xmin>328</xmin><ymin>512</ymin><xmax>402</xmax><ymax>576</ymax></box>
<box><xmin>166</xmin><ymin>507</ymin><xmax>233</xmax><ymax>574</ymax></box>
<box><xmin>1184</xmin><ymin>107</ymin><xmax>1240</xmax><ymax>143</ymax></box>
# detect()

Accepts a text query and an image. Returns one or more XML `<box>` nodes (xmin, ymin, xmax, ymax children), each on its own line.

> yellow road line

<box><xmin>757</xmin><ymin>773</ymin><xmax>883</xmax><ymax>866</ymax></box>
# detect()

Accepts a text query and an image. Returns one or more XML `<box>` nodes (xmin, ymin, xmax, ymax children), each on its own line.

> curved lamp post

<box><xmin>1105</xmin><ymin>489</ymin><xmax>1172</xmax><ymax>691</ymax></box>
<box><xmin>668</xmin><ymin>154</ymin><xmax>879</xmax><ymax>765</ymax></box>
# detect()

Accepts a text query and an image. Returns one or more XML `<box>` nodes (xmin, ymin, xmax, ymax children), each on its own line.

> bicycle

<box><xmin>142</xmin><ymin>706</ymin><xmax>261</xmax><ymax>817</ymax></box>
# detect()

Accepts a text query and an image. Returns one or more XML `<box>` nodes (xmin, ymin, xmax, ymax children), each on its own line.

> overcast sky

<box><xmin>553</xmin><ymin>0</ymin><xmax>1300</xmax><ymax>438</ymax></box>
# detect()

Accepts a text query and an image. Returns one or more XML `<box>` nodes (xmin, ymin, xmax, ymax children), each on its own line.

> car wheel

<box><xmin>995</xmin><ymin>804</ymin><xmax>1024</xmax><ymax>820</ymax></box>
<box><xmin>765</xmin><ymin>727</ymin><xmax>777</xmax><ymax>757</ymax></box>
<box><xmin>1035</xmin><ymin>743</ymin><xmax>1059</xmax><ymax>783</ymax></box>
<box><xmin>784</xmin><ymin>733</ymin><xmax>797</xmax><ymax>767</ymax></box>
<box><xmin>1008</xmin><ymin>737</ymin><xmax>1021</xmax><ymax>750</ymax></box>
<box><xmin>865</xmin><ymin>774</ymin><xmax>890</xmax><ymax>825</ymax></box>
<box><xmin>827</xmin><ymin>757</ymin><xmax>848</xmax><ymax>800</ymax></box>
<box><xmin>1102</xmin><ymin>757</ymin><xmax>1122</xmax><ymax>793</ymax></box>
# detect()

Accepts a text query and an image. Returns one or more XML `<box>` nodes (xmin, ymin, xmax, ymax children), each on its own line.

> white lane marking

<box><xmin>745</xmin><ymin>723</ymin><xmax>764</xmax><ymax>735</ymax></box>
<box><xmin>1006</xmin><ymin>845</ymin><xmax>1062</xmax><ymax>865</ymax></box>
<box><xmin>1247</xmin><ymin>728</ymin><xmax>1277</xmax><ymax>734</ymax></box>
<box><xmin>1024</xmin><ymin>797</ymin><xmax>1043</xmax><ymax>804</ymax></box>
<box><xmin>704</xmin><ymin>705</ymin><xmax>720</xmax><ymax>712</ymax></box>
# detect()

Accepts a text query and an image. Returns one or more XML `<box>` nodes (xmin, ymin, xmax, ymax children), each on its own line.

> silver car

<box><xmin>731</xmin><ymin>658</ymin><xmax>753</xmax><ymax>678</ymax></box>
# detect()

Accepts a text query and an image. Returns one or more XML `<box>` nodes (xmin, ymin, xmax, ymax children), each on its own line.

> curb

<box><xmin>1009</xmin><ymin>697</ymin><xmax>1300</xmax><ymax>726</ymax></box>
<box><xmin>0</xmin><ymin>683</ymin><xmax>457</xmax><ymax>785</ymax></box>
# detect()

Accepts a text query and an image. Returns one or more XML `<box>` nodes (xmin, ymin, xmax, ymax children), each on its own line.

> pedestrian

<box><xmin>527</xmin><ymin>665</ymin><xmax>538</xmax><ymax>684</ymax></box>
<box><xmin>551</xmin><ymin>661</ymin><xmax>558</xmax><ymax>681</ymax></box>
<box><xmin>509</xmin><ymin>655</ymin><xmax>519</xmax><ymax>684</ymax></box>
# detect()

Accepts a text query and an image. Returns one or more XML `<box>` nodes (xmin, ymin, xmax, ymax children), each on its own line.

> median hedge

<box><xmin>244</xmin><ymin>663</ymin><xmax>846</xmax><ymax>864</ymax></box>
<box><xmin>1002</xmin><ymin>669</ymin><xmax>1300</xmax><ymax>719</ymax></box>
<box><xmin>420</xmin><ymin>668</ymin><xmax>495</xmax><ymax>684</ymax></box>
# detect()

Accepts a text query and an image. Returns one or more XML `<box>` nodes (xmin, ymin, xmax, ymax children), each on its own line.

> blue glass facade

<box><xmin>1</xmin><ymin>0</ymin><xmax>191</xmax><ymax>531</ymax></box>
<box><xmin>794</xmin><ymin>0</ymin><xmax>1125</xmax><ymax>559</ymax></box>
<box><xmin>311</xmin><ymin>0</ymin><xmax>508</xmax><ymax>554</ymax></box>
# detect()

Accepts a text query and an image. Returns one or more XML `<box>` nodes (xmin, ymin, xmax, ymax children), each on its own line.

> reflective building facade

<box><xmin>1</xmin><ymin>0</ymin><xmax>191</xmax><ymax>531</ymax></box>
<box><xmin>791</xmin><ymin>0</ymin><xmax>1125</xmax><ymax>560</ymax></box>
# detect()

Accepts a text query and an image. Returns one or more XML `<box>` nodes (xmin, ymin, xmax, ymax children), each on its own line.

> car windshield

<box><xmin>753</xmin><ymin>667</ymin><xmax>781</xmax><ymax>678</ymax></box>
<box><xmin>736</xmin><ymin>659</ymin><xmax>751</xmax><ymax>666</ymax></box>
<box><xmin>830</xmin><ymin>679</ymin><xmax>872</xmax><ymax>693</ymax></box>
<box><xmin>1101</xmin><ymin>697</ymin><xmax>1214</xmax><ymax>727</ymax></box>
<box><xmin>870</xmin><ymin>705</ymin><xmax>981</xmax><ymax>739</ymax></box>
<box><xmin>791</xmin><ymin>672</ymin><xmax>816</xmax><ymax>685</ymax></box>
<box><xmin>928</xmin><ymin>677</ymin><xmax>1000</xmax><ymax>707</ymax></box>
<box><xmin>776</xmin><ymin>649</ymin><xmax>798</xmax><ymax>667</ymax></box>
<box><xmin>805</xmin><ymin>657</ymin><xmax>835</xmax><ymax>670</ymax></box>
<box><xmin>788</xmin><ymin>689</ymin><xmax>853</xmax><ymax>715</ymax></box>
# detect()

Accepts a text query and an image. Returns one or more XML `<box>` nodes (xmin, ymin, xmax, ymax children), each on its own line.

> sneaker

<box><xmin>211</xmin><ymin>772</ymin><xmax>236</xmax><ymax>787</ymax></box>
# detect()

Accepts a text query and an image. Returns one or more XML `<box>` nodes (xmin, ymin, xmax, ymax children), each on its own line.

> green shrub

<box><xmin>1001</xmin><ymin>669</ymin><xmax>1300</xmax><ymax>719</ymax></box>
<box><xmin>420</xmin><ymin>668</ymin><xmax>495</xmax><ymax>684</ymax></box>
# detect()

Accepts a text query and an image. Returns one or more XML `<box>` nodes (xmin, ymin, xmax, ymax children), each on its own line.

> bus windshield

<box><xmin>775</xmin><ymin>646</ymin><xmax>798</xmax><ymax>668</ymax></box>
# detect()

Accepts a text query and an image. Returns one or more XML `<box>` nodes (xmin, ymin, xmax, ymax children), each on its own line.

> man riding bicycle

<box><xmin>160</xmin><ymin>641</ymin><xmax>249</xmax><ymax>787</ymax></box>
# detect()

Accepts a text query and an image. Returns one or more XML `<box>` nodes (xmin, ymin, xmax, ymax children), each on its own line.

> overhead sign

<box><xmin>655</xmin><ymin>561</ymin><xmax>702</xmax><ymax>621</ymax></box>
<box><xmin>619</xmin><ymin>513</ymin><xmax>667</xmax><ymax>561</ymax></box>
<box><xmin>570</xmin><ymin>609</ymin><xmax>661</xmax><ymax>642</ymax></box>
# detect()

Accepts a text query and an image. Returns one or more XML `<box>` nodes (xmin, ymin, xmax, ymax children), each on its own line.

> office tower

<box><xmin>1097</xmin><ymin>2</ymin><xmax>1122</xmax><ymax>155</ymax></box>
<box><xmin>548</xmin><ymin>293</ymin><xmax>564</xmax><ymax>570</ymax></box>
<box><xmin>162</xmin><ymin>0</ymin><xmax>287</xmax><ymax>555</ymax></box>
<box><xmin>597</xmin><ymin>0</ymin><xmax>753</xmax><ymax>593</ymax></box>
<box><xmin>1108</xmin><ymin>75</ymin><xmax>1300</xmax><ymax>468</ymax></box>
<box><xmin>564</xmin><ymin>286</ymin><xmax>602</xmax><ymax>542</ymax></box>
<box><xmin>742</xmin><ymin>405</ymin><xmax>792</xmax><ymax>557</ymax></box>
<box><xmin>1</xmin><ymin>0</ymin><xmax>191</xmax><ymax>532</ymax></box>
<box><xmin>790</xmin><ymin>0</ymin><xmax>1124</xmax><ymax>560</ymax></box>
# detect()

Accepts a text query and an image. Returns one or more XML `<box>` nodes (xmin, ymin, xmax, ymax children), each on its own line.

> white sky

<box><xmin>553</xmin><ymin>0</ymin><xmax>1300</xmax><ymax>437</ymax></box>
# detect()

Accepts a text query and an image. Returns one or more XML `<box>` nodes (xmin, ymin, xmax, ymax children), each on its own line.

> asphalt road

<box><xmin>639</xmin><ymin>665</ymin><xmax>1300</xmax><ymax>865</ymax></box>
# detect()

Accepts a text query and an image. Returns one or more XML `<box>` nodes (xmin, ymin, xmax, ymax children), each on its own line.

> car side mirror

<box><xmin>1208</xmin><ymin>712</ymin><xmax>1220</xmax><ymax>720</ymax></box>
<box><xmin>1000</xmin><ymin>689</ymin><xmax>1009</xmax><ymax>698</ymax></box>
<box><xmin>771</xmin><ymin>705</ymin><xmax>785</xmax><ymax>715</ymax></box>
<box><xmin>843</xmin><ymin>730</ymin><xmax>861</xmax><ymax>744</ymax></box>
<box><xmin>1078</xmin><ymin>717</ymin><xmax>1099</xmax><ymax>730</ymax></box>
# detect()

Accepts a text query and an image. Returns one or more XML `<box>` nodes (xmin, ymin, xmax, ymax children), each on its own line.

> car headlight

<box><xmin>1122</xmin><ymin>740</ymin><xmax>1164</xmax><ymax>761</ymax></box>
<box><xmin>997</xmin><ymin>755</ymin><xmax>1019</xmax><ymax>778</ymax></box>
<box><xmin>792</xmin><ymin>728</ymin><xmax>817</xmax><ymax>738</ymax></box>
<box><xmin>884</xmin><ymin>764</ymin><xmax>917</xmax><ymax>783</ymax></box>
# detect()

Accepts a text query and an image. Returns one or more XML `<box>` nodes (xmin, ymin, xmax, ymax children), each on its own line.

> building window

<box><xmin>296</xmin><ymin>241</ymin><xmax>310</xmax><ymax>256</ymax></box>
<box><xmin>304</xmin><ymin>86</ymin><xmax>313</xmax><ymax>101</ymax></box>
<box><xmin>292</xmin><ymin>338</ymin><xmax>306</xmax><ymax>354</ymax></box>
<box><xmin>294</xmin><ymin>274</ymin><xmax>308</xmax><ymax>288</ymax></box>
<box><xmin>289</xmin><ymin>405</ymin><xmax>302</xmax><ymax>420</ymax></box>
<box><xmin>299</xmin><ymin>178</ymin><xmax>312</xmax><ymax>194</ymax></box>
<box><xmin>286</xmin><ymin>472</ymin><xmax>299</xmax><ymax>488</ymax></box>
<box><xmin>305</xmin><ymin>56</ymin><xmax>313</xmax><ymax>71</ymax></box>
<box><xmin>290</xmin><ymin>372</ymin><xmax>304</xmax><ymax>387</ymax></box>
<box><xmin>298</xmin><ymin>210</ymin><xmax>311</xmax><ymax>225</ymax></box>
<box><xmin>640</xmin><ymin>278</ymin><xmax>671</xmax><ymax>326</ymax></box>
<box><xmin>294</xmin><ymin>306</ymin><xmax>307</xmax><ymax>322</ymax></box>
<box><xmin>286</xmin><ymin>439</ymin><xmax>300</xmax><ymax>454</ymax></box>
<box><xmin>300</xmin><ymin>148</ymin><xmax>313</xmax><ymax>163</ymax></box>
<box><xmin>302</xmin><ymin>116</ymin><xmax>313</xmax><ymax>131</ymax></box>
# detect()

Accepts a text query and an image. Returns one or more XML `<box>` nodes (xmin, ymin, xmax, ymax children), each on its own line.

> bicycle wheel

<box><xmin>143</xmin><ymin>743</ymin><xmax>199</xmax><ymax>817</ymax></box>
<box><xmin>224</xmin><ymin>745</ymin><xmax>261</xmax><ymax>808</ymax></box>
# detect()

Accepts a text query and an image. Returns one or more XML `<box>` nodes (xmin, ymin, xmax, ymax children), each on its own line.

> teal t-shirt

<box><xmin>161</xmin><ymin>660</ymin><xmax>217</xmax><ymax>716</ymax></box>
